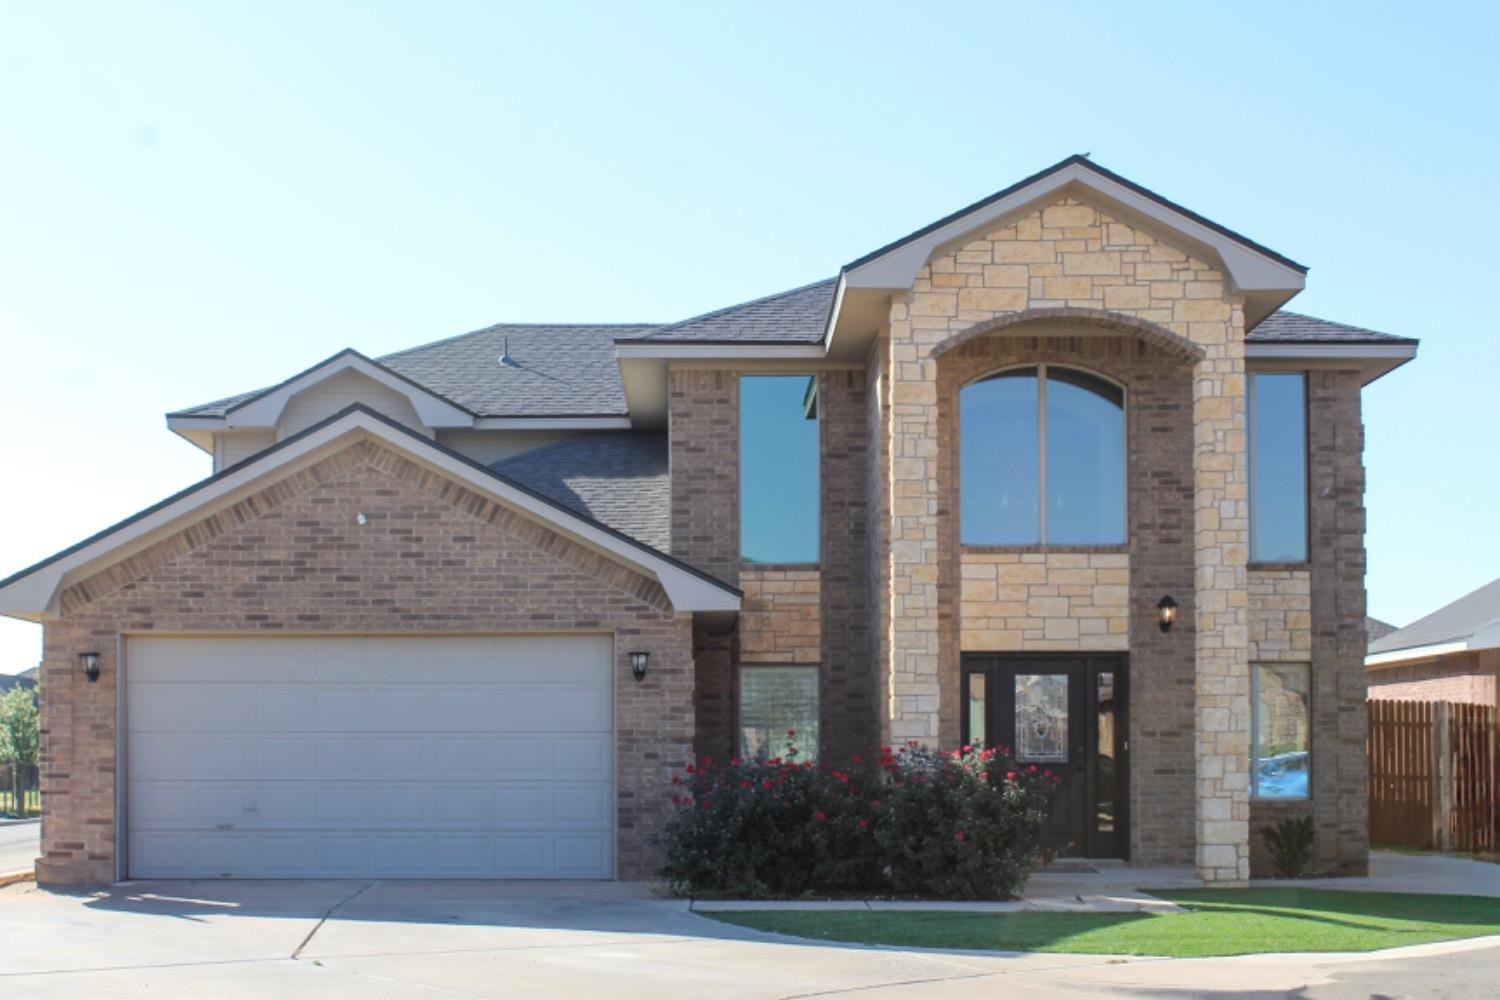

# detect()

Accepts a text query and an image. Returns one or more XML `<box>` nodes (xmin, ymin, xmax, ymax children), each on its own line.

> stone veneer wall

<box><xmin>884</xmin><ymin>195</ymin><xmax>1250</xmax><ymax>879</ymax></box>
<box><xmin>1250</xmin><ymin>569</ymin><xmax>1313</xmax><ymax>659</ymax></box>
<box><xmin>739</xmin><ymin>567</ymin><xmax>822</xmax><ymax>663</ymax></box>
<box><xmin>960</xmin><ymin>552</ymin><xmax>1130</xmax><ymax>651</ymax></box>
<box><xmin>37</xmin><ymin>440</ymin><xmax>694</xmax><ymax>884</ymax></box>
<box><xmin>1248</xmin><ymin>370</ymin><xmax>1369</xmax><ymax>876</ymax></box>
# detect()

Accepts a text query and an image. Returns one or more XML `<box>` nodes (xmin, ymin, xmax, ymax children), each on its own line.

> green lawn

<box><xmin>706</xmin><ymin>889</ymin><xmax>1500</xmax><ymax>958</ymax></box>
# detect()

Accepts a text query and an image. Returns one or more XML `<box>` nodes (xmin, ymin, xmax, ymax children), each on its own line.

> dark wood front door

<box><xmin>961</xmin><ymin>654</ymin><xmax>1128</xmax><ymax>859</ymax></box>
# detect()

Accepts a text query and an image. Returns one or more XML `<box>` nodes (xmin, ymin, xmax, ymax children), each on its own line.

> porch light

<box><xmin>1157</xmin><ymin>595</ymin><xmax>1178</xmax><ymax>633</ymax></box>
<box><xmin>79</xmin><ymin>651</ymin><xmax>101</xmax><ymax>683</ymax></box>
<box><xmin>629</xmin><ymin>650</ymin><xmax>650</xmax><ymax>682</ymax></box>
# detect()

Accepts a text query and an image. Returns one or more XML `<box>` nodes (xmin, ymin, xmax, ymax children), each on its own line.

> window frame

<box><xmin>736</xmin><ymin>662</ymin><xmax>821</xmax><ymax>763</ymax></box>
<box><xmin>1250</xmin><ymin>661</ymin><xmax>1312</xmax><ymax>801</ymax></box>
<box><xmin>1247</xmin><ymin>370</ymin><xmax>1310</xmax><ymax>567</ymax></box>
<box><xmin>738</xmin><ymin>374</ymin><xmax>821</xmax><ymax>566</ymax></box>
<box><xmin>959</xmin><ymin>363</ymin><xmax>1129</xmax><ymax>548</ymax></box>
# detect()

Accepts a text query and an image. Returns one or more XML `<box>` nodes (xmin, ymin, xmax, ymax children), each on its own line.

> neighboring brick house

<box><xmin>0</xmin><ymin>157</ymin><xmax>1417</xmax><ymax>885</ymax></box>
<box><xmin>1367</xmin><ymin>578</ymin><xmax>1500</xmax><ymax>707</ymax></box>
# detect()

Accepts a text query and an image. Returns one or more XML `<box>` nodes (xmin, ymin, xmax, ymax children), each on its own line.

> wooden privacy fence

<box><xmin>1368</xmin><ymin>699</ymin><xmax>1500</xmax><ymax>853</ymax></box>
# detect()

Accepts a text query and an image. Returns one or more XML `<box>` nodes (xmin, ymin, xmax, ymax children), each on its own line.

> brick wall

<box><xmin>669</xmin><ymin>369</ymin><xmax>741</xmax><ymax>761</ymax></box>
<box><xmin>1367</xmin><ymin>650</ymin><xmax>1500</xmax><ymax>707</ymax></box>
<box><xmin>820</xmin><ymin>369</ymin><xmax>875</xmax><ymax>759</ymax></box>
<box><xmin>1249</xmin><ymin>371</ymin><xmax>1369</xmax><ymax>876</ymax></box>
<box><xmin>37</xmin><ymin>439</ymin><xmax>695</xmax><ymax>884</ymax></box>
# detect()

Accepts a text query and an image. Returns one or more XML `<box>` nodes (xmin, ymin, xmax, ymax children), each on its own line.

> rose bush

<box><xmin>657</xmin><ymin>737</ymin><xmax>1055</xmax><ymax>899</ymax></box>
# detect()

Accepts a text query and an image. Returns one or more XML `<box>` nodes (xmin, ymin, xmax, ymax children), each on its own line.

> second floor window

<box><xmin>1249</xmin><ymin>372</ymin><xmax>1308</xmax><ymax>563</ymax></box>
<box><xmin>740</xmin><ymin>375</ymin><xmax>819</xmax><ymax>563</ymax></box>
<box><xmin>960</xmin><ymin>366</ymin><xmax>1126</xmax><ymax>546</ymax></box>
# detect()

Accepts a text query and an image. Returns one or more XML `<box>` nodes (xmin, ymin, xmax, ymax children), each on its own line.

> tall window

<box><xmin>1249</xmin><ymin>372</ymin><xmax>1307</xmax><ymax>563</ymax></box>
<box><xmin>961</xmin><ymin>366</ymin><xmax>1126</xmax><ymax>545</ymax></box>
<box><xmin>1251</xmin><ymin>663</ymin><xmax>1310</xmax><ymax>799</ymax></box>
<box><xmin>740</xmin><ymin>376</ymin><xmax>819</xmax><ymax>563</ymax></box>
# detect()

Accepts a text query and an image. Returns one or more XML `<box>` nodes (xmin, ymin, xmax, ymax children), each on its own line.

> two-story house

<box><xmin>0</xmin><ymin>157</ymin><xmax>1416</xmax><ymax>885</ymax></box>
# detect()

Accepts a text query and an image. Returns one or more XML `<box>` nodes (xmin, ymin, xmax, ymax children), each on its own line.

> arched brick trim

<box><xmin>929</xmin><ymin>308</ymin><xmax>1206</xmax><ymax>364</ymax></box>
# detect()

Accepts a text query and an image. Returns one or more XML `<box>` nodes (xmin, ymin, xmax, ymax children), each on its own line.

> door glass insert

<box><xmin>967</xmin><ymin>673</ymin><xmax>987</xmax><ymax>747</ymax></box>
<box><xmin>1095</xmin><ymin>671</ymin><xmax>1116</xmax><ymax>833</ymax></box>
<box><xmin>1015</xmin><ymin>673</ymin><xmax>1069</xmax><ymax>762</ymax></box>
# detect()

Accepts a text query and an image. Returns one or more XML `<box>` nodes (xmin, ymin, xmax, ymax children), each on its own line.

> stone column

<box><xmin>884</xmin><ymin>295</ymin><xmax>943</xmax><ymax>744</ymax></box>
<box><xmin>1190</xmin><ymin>304</ymin><xmax>1252</xmax><ymax>883</ymax></box>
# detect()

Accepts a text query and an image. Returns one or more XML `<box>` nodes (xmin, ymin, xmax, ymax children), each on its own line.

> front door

<box><xmin>961</xmin><ymin>654</ymin><xmax>1127</xmax><ymax>859</ymax></box>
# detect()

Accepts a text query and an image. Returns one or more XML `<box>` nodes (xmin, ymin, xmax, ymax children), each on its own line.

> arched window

<box><xmin>960</xmin><ymin>365</ymin><xmax>1125</xmax><ymax>545</ymax></box>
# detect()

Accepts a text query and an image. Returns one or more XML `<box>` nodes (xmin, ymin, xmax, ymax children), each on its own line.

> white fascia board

<box><xmin>843</xmin><ymin>163</ymin><xmax>1306</xmax><ymax>297</ymax></box>
<box><xmin>471</xmin><ymin>416</ymin><xmax>632</xmax><ymax>430</ymax></box>
<box><xmin>1365</xmin><ymin>641</ymin><xmax>1469</xmax><ymax>667</ymax></box>
<box><xmin>615</xmin><ymin>342</ymin><xmax>827</xmax><ymax>360</ymax></box>
<box><xmin>227</xmin><ymin>355</ymin><xmax>473</xmax><ymax>429</ymax></box>
<box><xmin>1245</xmin><ymin>343</ymin><xmax>1418</xmax><ymax>361</ymax></box>
<box><xmin>0</xmin><ymin>409</ymin><xmax>739</xmax><ymax>619</ymax></box>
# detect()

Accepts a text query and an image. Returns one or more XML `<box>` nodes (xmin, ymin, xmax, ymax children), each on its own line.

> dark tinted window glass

<box><xmin>1045</xmin><ymin>369</ymin><xmax>1126</xmax><ymax>544</ymax></box>
<box><xmin>960</xmin><ymin>369</ymin><xmax>1039</xmax><ymax>544</ymax></box>
<box><xmin>1250</xmin><ymin>373</ymin><xmax>1307</xmax><ymax>562</ymax></box>
<box><xmin>740</xmin><ymin>376</ymin><xmax>818</xmax><ymax>563</ymax></box>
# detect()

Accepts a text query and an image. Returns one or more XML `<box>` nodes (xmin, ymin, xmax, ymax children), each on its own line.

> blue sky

<box><xmin>1</xmin><ymin>1</ymin><xmax>1496</xmax><ymax>671</ymax></box>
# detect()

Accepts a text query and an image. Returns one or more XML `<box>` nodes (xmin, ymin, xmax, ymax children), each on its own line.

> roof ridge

<box><xmin>381</xmin><ymin>321</ymin><xmax>662</xmax><ymax>362</ymax></box>
<box><xmin>645</xmin><ymin>277</ymin><xmax>837</xmax><ymax>336</ymax></box>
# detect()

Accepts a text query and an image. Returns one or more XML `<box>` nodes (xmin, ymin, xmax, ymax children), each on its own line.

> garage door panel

<box><xmin>553</xmin><ymin>737</ymin><xmax>610</xmax><ymax>778</ymax></box>
<box><xmin>556</xmin><ymin>836</ymin><xmax>610</xmax><ymax>877</ymax></box>
<box><xmin>127</xmin><ymin>635</ymin><xmax>614</xmax><ymax>878</ymax></box>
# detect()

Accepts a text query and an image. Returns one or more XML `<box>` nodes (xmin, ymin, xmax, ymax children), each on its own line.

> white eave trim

<box><xmin>224</xmin><ymin>353</ymin><xmax>474</xmax><ymax>430</ymax></box>
<box><xmin>0</xmin><ymin>408</ymin><xmax>740</xmax><ymax>619</ymax></box>
<box><xmin>615</xmin><ymin>342</ymin><xmax>827</xmax><ymax>360</ymax></box>
<box><xmin>1245</xmin><ymin>343</ymin><xmax>1418</xmax><ymax>361</ymax></box>
<box><xmin>1366</xmin><ymin>640</ymin><xmax>1470</xmax><ymax>667</ymax></box>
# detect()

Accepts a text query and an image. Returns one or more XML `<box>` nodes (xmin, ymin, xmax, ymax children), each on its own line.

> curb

<box><xmin>0</xmin><ymin>870</ymin><xmax>35</xmax><ymax>889</ymax></box>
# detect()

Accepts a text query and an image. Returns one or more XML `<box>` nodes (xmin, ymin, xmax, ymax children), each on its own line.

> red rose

<box><xmin>954</xmin><ymin>830</ymin><xmax>966</xmax><ymax>842</ymax></box>
<box><xmin>815</xmin><ymin>811</ymin><xmax>826</xmax><ymax>822</ymax></box>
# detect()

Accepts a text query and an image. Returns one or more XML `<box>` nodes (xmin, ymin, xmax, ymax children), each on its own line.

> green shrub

<box><xmin>1260</xmin><ymin>816</ymin><xmax>1315</xmax><ymax>878</ymax></box>
<box><xmin>657</xmin><ymin>741</ymin><xmax>1053</xmax><ymax>899</ymax></box>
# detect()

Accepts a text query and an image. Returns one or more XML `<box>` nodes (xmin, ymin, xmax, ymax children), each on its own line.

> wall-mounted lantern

<box><xmin>79</xmin><ymin>651</ymin><xmax>101</xmax><ymax>683</ymax></box>
<box><xmin>1156</xmin><ymin>595</ymin><xmax>1179</xmax><ymax>633</ymax></box>
<box><xmin>629</xmin><ymin>651</ymin><xmax>650</xmax><ymax>683</ymax></box>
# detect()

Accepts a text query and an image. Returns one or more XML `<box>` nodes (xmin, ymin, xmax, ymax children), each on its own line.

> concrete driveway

<box><xmin>2</xmin><ymin>877</ymin><xmax>1499</xmax><ymax>999</ymax></box>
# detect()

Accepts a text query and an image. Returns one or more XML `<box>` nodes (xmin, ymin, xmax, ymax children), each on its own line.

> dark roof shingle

<box><xmin>1369</xmin><ymin>577</ymin><xmax>1500</xmax><ymax>656</ymax></box>
<box><xmin>632</xmin><ymin>278</ymin><xmax>836</xmax><ymax>343</ymax></box>
<box><xmin>494</xmin><ymin>433</ymin><xmax>669</xmax><ymax>551</ymax></box>
<box><xmin>1248</xmin><ymin>312</ymin><xmax>1415</xmax><ymax>345</ymax></box>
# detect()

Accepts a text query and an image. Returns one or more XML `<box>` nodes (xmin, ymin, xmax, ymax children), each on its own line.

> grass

<box><xmin>706</xmin><ymin>889</ymin><xmax>1500</xmax><ymax>958</ymax></box>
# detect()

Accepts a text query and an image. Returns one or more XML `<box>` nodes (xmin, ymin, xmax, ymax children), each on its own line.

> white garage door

<box><xmin>126</xmin><ymin>635</ymin><xmax>614</xmax><ymax>879</ymax></box>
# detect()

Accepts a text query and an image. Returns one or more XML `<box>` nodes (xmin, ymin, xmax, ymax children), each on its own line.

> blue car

<box><xmin>1256</xmin><ymin>751</ymin><xmax>1309</xmax><ymax>798</ymax></box>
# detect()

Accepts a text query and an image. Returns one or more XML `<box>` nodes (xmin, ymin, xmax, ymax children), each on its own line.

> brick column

<box><xmin>1190</xmin><ymin>307</ymin><xmax>1252</xmax><ymax>883</ymax></box>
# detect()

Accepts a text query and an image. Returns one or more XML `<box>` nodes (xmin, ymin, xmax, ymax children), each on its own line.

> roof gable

<box><xmin>1369</xmin><ymin>577</ymin><xmax>1500</xmax><ymax>658</ymax></box>
<box><xmin>0</xmin><ymin>405</ymin><xmax>739</xmax><ymax>620</ymax></box>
